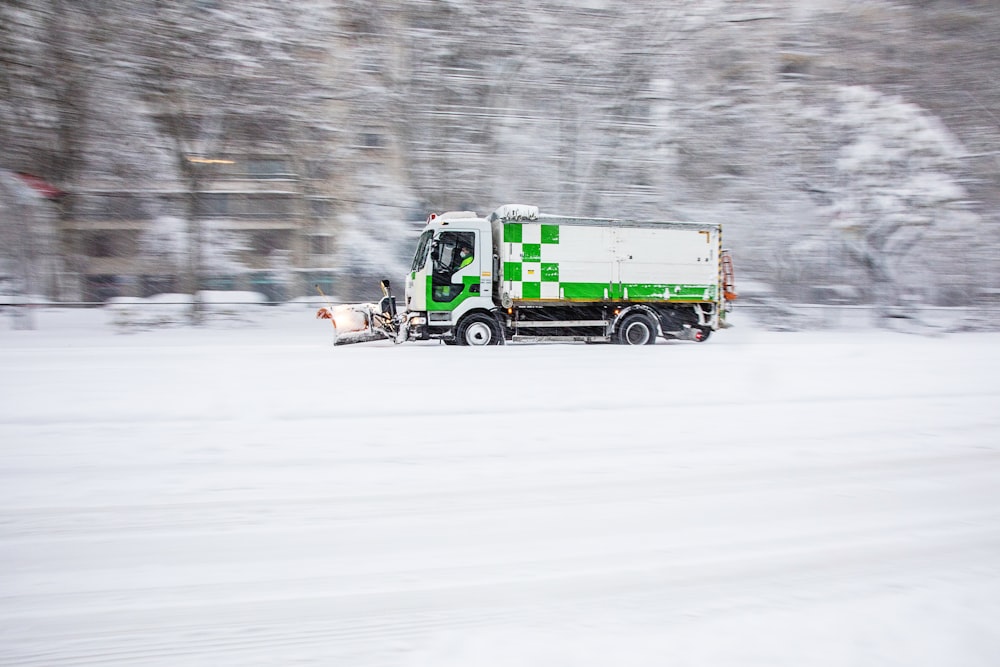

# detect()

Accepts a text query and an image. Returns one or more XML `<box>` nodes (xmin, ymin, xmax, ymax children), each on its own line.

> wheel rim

<box><xmin>465</xmin><ymin>321</ymin><xmax>493</xmax><ymax>345</ymax></box>
<box><xmin>623</xmin><ymin>320</ymin><xmax>650</xmax><ymax>345</ymax></box>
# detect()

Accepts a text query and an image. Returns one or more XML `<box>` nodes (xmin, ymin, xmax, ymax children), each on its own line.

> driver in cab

<box><xmin>455</xmin><ymin>244</ymin><xmax>474</xmax><ymax>270</ymax></box>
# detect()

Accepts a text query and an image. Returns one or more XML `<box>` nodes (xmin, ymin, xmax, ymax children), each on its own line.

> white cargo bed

<box><xmin>493</xmin><ymin>216</ymin><xmax>722</xmax><ymax>304</ymax></box>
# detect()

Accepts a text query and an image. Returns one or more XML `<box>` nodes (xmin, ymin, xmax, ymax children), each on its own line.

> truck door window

<box><xmin>431</xmin><ymin>231</ymin><xmax>475</xmax><ymax>302</ymax></box>
<box><xmin>411</xmin><ymin>230</ymin><xmax>434</xmax><ymax>272</ymax></box>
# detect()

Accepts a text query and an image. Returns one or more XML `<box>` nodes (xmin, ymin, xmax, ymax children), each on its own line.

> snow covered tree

<box><xmin>3</xmin><ymin>0</ymin><xmax>999</xmax><ymax>312</ymax></box>
<box><xmin>821</xmin><ymin>86</ymin><xmax>976</xmax><ymax>315</ymax></box>
<box><xmin>130</xmin><ymin>0</ymin><xmax>337</xmax><ymax>314</ymax></box>
<box><xmin>0</xmin><ymin>170</ymin><xmax>61</xmax><ymax>328</ymax></box>
<box><xmin>0</xmin><ymin>0</ymin><xmax>104</xmax><ymax>300</ymax></box>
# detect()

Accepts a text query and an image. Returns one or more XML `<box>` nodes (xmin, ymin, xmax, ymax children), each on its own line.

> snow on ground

<box><xmin>2</xmin><ymin>307</ymin><xmax>1000</xmax><ymax>666</ymax></box>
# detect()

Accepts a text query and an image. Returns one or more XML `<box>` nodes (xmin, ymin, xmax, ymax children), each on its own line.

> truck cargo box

<box><xmin>492</xmin><ymin>213</ymin><xmax>722</xmax><ymax>306</ymax></box>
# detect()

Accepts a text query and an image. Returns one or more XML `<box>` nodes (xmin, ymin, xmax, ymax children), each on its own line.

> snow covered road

<box><xmin>2</xmin><ymin>310</ymin><xmax>1000</xmax><ymax>666</ymax></box>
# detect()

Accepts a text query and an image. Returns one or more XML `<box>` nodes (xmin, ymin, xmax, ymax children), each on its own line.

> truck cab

<box><xmin>404</xmin><ymin>211</ymin><xmax>502</xmax><ymax>343</ymax></box>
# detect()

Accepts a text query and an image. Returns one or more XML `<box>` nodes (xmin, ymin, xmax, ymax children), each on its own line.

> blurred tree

<box><xmin>132</xmin><ymin>0</ymin><xmax>332</xmax><ymax>317</ymax></box>
<box><xmin>2</xmin><ymin>0</ymin><xmax>999</xmax><ymax>312</ymax></box>
<box><xmin>0</xmin><ymin>0</ymin><xmax>105</xmax><ymax>300</ymax></box>
<box><xmin>820</xmin><ymin>86</ymin><xmax>975</xmax><ymax>316</ymax></box>
<box><xmin>0</xmin><ymin>171</ymin><xmax>56</xmax><ymax>328</ymax></box>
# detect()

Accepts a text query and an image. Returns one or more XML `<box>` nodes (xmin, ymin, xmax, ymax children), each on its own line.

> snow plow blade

<box><xmin>315</xmin><ymin>280</ymin><xmax>405</xmax><ymax>346</ymax></box>
<box><xmin>316</xmin><ymin>303</ymin><xmax>392</xmax><ymax>346</ymax></box>
<box><xmin>332</xmin><ymin>329</ymin><xmax>389</xmax><ymax>346</ymax></box>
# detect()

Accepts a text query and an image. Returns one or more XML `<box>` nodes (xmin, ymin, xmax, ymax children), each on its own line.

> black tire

<box><xmin>693</xmin><ymin>327</ymin><xmax>711</xmax><ymax>343</ymax></box>
<box><xmin>456</xmin><ymin>313</ymin><xmax>504</xmax><ymax>346</ymax></box>
<box><xmin>615</xmin><ymin>313</ymin><xmax>658</xmax><ymax>346</ymax></box>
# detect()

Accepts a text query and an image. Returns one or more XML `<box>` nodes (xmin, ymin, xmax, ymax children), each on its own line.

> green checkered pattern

<box><xmin>503</xmin><ymin>223</ymin><xmax>562</xmax><ymax>300</ymax></box>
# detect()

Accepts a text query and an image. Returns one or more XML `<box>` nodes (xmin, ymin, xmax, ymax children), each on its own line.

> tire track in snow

<box><xmin>4</xmin><ymin>388</ymin><xmax>1000</xmax><ymax>427</ymax></box>
<box><xmin>3</xmin><ymin>446</ymin><xmax>999</xmax><ymax>541</ymax></box>
<box><xmin>4</xmin><ymin>515</ymin><xmax>1000</xmax><ymax>667</ymax></box>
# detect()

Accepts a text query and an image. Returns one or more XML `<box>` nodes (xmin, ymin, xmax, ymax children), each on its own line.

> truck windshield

<box><xmin>410</xmin><ymin>230</ymin><xmax>434</xmax><ymax>271</ymax></box>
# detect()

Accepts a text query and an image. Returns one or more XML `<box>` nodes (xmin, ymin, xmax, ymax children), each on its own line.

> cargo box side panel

<box><xmin>548</xmin><ymin>225</ymin><xmax>617</xmax><ymax>301</ymax></box>
<box><xmin>616</xmin><ymin>227</ymin><xmax>719</xmax><ymax>302</ymax></box>
<box><xmin>501</xmin><ymin>222</ymin><xmax>616</xmax><ymax>301</ymax></box>
<box><xmin>498</xmin><ymin>220</ymin><xmax>720</xmax><ymax>303</ymax></box>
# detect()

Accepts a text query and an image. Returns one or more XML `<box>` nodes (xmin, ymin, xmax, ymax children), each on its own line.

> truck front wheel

<box><xmin>615</xmin><ymin>313</ymin><xmax>658</xmax><ymax>345</ymax></box>
<box><xmin>457</xmin><ymin>313</ymin><xmax>504</xmax><ymax>346</ymax></box>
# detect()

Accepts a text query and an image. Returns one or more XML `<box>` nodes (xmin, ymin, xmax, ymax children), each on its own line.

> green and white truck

<box><xmin>317</xmin><ymin>204</ymin><xmax>736</xmax><ymax>345</ymax></box>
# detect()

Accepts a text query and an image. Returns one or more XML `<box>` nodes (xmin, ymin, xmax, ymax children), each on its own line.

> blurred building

<box><xmin>5</xmin><ymin>2</ymin><xmax>417</xmax><ymax>305</ymax></box>
<box><xmin>67</xmin><ymin>159</ymin><xmax>318</xmax><ymax>302</ymax></box>
<box><xmin>64</xmin><ymin>150</ymin><xmax>345</xmax><ymax>303</ymax></box>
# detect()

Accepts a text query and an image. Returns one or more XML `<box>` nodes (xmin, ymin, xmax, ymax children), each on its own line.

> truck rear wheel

<box><xmin>457</xmin><ymin>313</ymin><xmax>503</xmax><ymax>346</ymax></box>
<box><xmin>615</xmin><ymin>313</ymin><xmax>658</xmax><ymax>345</ymax></box>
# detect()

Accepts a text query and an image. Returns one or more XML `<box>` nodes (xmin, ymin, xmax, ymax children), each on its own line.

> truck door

<box><xmin>405</xmin><ymin>229</ymin><xmax>433</xmax><ymax>312</ymax></box>
<box><xmin>429</xmin><ymin>230</ymin><xmax>479</xmax><ymax>310</ymax></box>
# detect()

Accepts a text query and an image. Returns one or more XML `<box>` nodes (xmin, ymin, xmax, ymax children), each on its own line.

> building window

<box><xmin>252</xmin><ymin>230</ymin><xmax>290</xmax><ymax>255</ymax></box>
<box><xmin>78</xmin><ymin>194</ymin><xmax>151</xmax><ymax>221</ymax></box>
<box><xmin>310</xmin><ymin>199</ymin><xmax>332</xmax><ymax>219</ymax></box>
<box><xmin>306</xmin><ymin>271</ymin><xmax>336</xmax><ymax>295</ymax></box>
<box><xmin>249</xmin><ymin>271</ymin><xmax>286</xmax><ymax>302</ymax></box>
<box><xmin>245</xmin><ymin>159</ymin><xmax>291</xmax><ymax>179</ymax></box>
<box><xmin>309</xmin><ymin>235</ymin><xmax>331</xmax><ymax>255</ymax></box>
<box><xmin>249</xmin><ymin>197</ymin><xmax>291</xmax><ymax>217</ymax></box>
<box><xmin>229</xmin><ymin>116</ymin><xmax>290</xmax><ymax>143</ymax></box>
<box><xmin>85</xmin><ymin>275</ymin><xmax>121</xmax><ymax>302</ymax></box>
<box><xmin>140</xmin><ymin>275</ymin><xmax>177</xmax><ymax>297</ymax></box>
<box><xmin>195</xmin><ymin>194</ymin><xmax>292</xmax><ymax>218</ymax></box>
<box><xmin>196</xmin><ymin>193</ymin><xmax>229</xmax><ymax>216</ymax></box>
<box><xmin>200</xmin><ymin>275</ymin><xmax>236</xmax><ymax>291</ymax></box>
<box><xmin>86</xmin><ymin>232</ymin><xmax>115</xmax><ymax>258</ymax></box>
<box><xmin>304</xmin><ymin>160</ymin><xmax>331</xmax><ymax>179</ymax></box>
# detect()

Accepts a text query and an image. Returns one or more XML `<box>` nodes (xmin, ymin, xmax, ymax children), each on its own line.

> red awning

<box><xmin>15</xmin><ymin>173</ymin><xmax>65</xmax><ymax>200</ymax></box>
